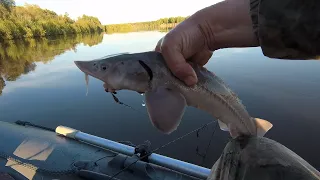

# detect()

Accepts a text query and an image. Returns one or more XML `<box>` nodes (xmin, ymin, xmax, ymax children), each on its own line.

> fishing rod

<box><xmin>55</xmin><ymin>121</ymin><xmax>216</xmax><ymax>179</ymax></box>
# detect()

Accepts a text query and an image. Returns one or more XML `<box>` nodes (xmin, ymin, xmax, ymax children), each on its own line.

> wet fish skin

<box><xmin>74</xmin><ymin>51</ymin><xmax>273</xmax><ymax>138</ymax></box>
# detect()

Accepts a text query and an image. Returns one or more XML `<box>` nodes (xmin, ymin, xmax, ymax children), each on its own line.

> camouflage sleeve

<box><xmin>249</xmin><ymin>0</ymin><xmax>320</xmax><ymax>60</ymax></box>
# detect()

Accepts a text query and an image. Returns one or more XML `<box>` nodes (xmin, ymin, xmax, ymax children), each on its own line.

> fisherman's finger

<box><xmin>188</xmin><ymin>50</ymin><xmax>213</xmax><ymax>66</ymax></box>
<box><xmin>161</xmin><ymin>43</ymin><xmax>198</xmax><ymax>86</ymax></box>
<box><xmin>154</xmin><ymin>38</ymin><xmax>163</xmax><ymax>52</ymax></box>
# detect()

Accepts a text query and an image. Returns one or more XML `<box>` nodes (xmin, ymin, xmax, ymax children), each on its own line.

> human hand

<box><xmin>155</xmin><ymin>0</ymin><xmax>259</xmax><ymax>86</ymax></box>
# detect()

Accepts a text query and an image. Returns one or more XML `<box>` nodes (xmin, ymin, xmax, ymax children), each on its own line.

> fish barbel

<box><xmin>74</xmin><ymin>51</ymin><xmax>273</xmax><ymax>138</ymax></box>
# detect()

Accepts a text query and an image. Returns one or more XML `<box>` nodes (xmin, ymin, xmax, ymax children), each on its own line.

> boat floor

<box><xmin>0</xmin><ymin>172</ymin><xmax>16</xmax><ymax>180</ymax></box>
<box><xmin>0</xmin><ymin>121</ymin><xmax>204</xmax><ymax>180</ymax></box>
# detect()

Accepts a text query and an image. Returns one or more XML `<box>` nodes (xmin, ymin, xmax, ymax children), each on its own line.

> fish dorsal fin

<box><xmin>145</xmin><ymin>86</ymin><xmax>186</xmax><ymax>134</ymax></box>
<box><xmin>100</xmin><ymin>52</ymin><xmax>130</xmax><ymax>59</ymax></box>
<box><xmin>254</xmin><ymin>118</ymin><xmax>273</xmax><ymax>137</ymax></box>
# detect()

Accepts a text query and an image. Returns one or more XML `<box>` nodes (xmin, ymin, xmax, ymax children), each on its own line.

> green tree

<box><xmin>0</xmin><ymin>0</ymin><xmax>104</xmax><ymax>41</ymax></box>
<box><xmin>0</xmin><ymin>0</ymin><xmax>15</xmax><ymax>11</ymax></box>
<box><xmin>168</xmin><ymin>17</ymin><xmax>174</xmax><ymax>23</ymax></box>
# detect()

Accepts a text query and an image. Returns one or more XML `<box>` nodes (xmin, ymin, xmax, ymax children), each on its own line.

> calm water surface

<box><xmin>0</xmin><ymin>31</ymin><xmax>319</xmax><ymax>169</ymax></box>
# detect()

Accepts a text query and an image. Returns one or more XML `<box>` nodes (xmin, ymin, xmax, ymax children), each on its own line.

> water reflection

<box><xmin>0</xmin><ymin>76</ymin><xmax>4</xmax><ymax>95</ymax></box>
<box><xmin>0</xmin><ymin>33</ymin><xmax>103</xmax><ymax>95</ymax></box>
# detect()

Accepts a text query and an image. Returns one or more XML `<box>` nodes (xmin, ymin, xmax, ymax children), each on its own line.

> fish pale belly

<box><xmin>181</xmin><ymin>87</ymin><xmax>258</xmax><ymax>137</ymax></box>
<box><xmin>146</xmin><ymin>59</ymin><xmax>258</xmax><ymax>137</ymax></box>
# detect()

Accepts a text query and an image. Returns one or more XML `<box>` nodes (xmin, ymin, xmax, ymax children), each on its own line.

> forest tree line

<box><xmin>104</xmin><ymin>16</ymin><xmax>189</xmax><ymax>34</ymax></box>
<box><xmin>0</xmin><ymin>0</ymin><xmax>104</xmax><ymax>40</ymax></box>
<box><xmin>0</xmin><ymin>0</ymin><xmax>189</xmax><ymax>40</ymax></box>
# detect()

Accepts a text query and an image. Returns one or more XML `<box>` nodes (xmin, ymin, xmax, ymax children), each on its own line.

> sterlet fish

<box><xmin>74</xmin><ymin>51</ymin><xmax>273</xmax><ymax>138</ymax></box>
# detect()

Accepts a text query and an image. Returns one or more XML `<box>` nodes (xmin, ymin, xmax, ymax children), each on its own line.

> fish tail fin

<box><xmin>217</xmin><ymin>118</ymin><xmax>273</xmax><ymax>138</ymax></box>
<box><xmin>253</xmin><ymin>118</ymin><xmax>273</xmax><ymax>137</ymax></box>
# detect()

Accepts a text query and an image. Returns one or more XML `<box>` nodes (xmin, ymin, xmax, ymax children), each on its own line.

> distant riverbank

<box><xmin>0</xmin><ymin>0</ymin><xmax>188</xmax><ymax>41</ymax></box>
<box><xmin>104</xmin><ymin>17</ymin><xmax>188</xmax><ymax>34</ymax></box>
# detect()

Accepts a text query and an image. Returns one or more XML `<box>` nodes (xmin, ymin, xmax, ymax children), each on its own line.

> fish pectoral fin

<box><xmin>145</xmin><ymin>86</ymin><xmax>186</xmax><ymax>134</ymax></box>
<box><xmin>218</xmin><ymin>120</ymin><xmax>229</xmax><ymax>131</ymax></box>
<box><xmin>254</xmin><ymin>118</ymin><xmax>273</xmax><ymax>137</ymax></box>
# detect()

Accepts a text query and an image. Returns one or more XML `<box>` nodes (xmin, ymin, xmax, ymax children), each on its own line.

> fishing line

<box><xmin>94</xmin><ymin>154</ymin><xmax>117</xmax><ymax>166</ymax></box>
<box><xmin>200</xmin><ymin>122</ymin><xmax>218</xmax><ymax>166</ymax></box>
<box><xmin>110</xmin><ymin>93</ymin><xmax>148</xmax><ymax>116</ymax></box>
<box><xmin>108</xmin><ymin>119</ymin><xmax>217</xmax><ymax>180</ymax></box>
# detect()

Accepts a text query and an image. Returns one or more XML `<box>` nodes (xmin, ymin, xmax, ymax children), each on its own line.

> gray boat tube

<box><xmin>56</xmin><ymin>126</ymin><xmax>211</xmax><ymax>179</ymax></box>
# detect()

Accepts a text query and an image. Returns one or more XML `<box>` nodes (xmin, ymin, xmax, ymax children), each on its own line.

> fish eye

<box><xmin>101</xmin><ymin>64</ymin><xmax>108</xmax><ymax>70</ymax></box>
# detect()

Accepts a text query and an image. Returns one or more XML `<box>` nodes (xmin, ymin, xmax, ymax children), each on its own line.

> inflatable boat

<box><xmin>0</xmin><ymin>120</ymin><xmax>211</xmax><ymax>180</ymax></box>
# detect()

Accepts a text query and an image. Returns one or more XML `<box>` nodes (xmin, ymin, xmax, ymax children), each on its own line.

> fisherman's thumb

<box><xmin>161</xmin><ymin>48</ymin><xmax>198</xmax><ymax>86</ymax></box>
<box><xmin>176</xmin><ymin>62</ymin><xmax>198</xmax><ymax>86</ymax></box>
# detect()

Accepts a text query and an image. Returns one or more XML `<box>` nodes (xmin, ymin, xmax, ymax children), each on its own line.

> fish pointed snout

<box><xmin>74</xmin><ymin>61</ymin><xmax>84</xmax><ymax>70</ymax></box>
<box><xmin>74</xmin><ymin>60</ymin><xmax>104</xmax><ymax>81</ymax></box>
<box><xmin>74</xmin><ymin>61</ymin><xmax>91</xmax><ymax>74</ymax></box>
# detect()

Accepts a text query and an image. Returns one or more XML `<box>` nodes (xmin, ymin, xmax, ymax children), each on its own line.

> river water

<box><xmin>0</xmin><ymin>31</ymin><xmax>319</xmax><ymax>169</ymax></box>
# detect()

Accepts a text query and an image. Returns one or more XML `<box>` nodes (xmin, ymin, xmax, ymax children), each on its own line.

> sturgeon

<box><xmin>74</xmin><ymin>51</ymin><xmax>273</xmax><ymax>138</ymax></box>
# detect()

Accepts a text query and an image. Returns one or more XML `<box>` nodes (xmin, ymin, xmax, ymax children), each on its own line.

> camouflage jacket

<box><xmin>249</xmin><ymin>0</ymin><xmax>320</xmax><ymax>60</ymax></box>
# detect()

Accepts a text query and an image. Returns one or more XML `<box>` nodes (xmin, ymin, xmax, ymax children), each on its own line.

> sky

<box><xmin>15</xmin><ymin>0</ymin><xmax>223</xmax><ymax>25</ymax></box>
